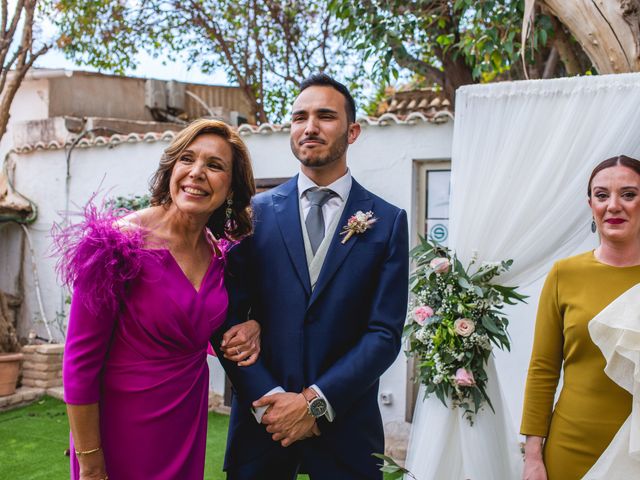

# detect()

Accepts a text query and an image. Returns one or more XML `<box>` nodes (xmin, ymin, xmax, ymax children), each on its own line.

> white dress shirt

<box><xmin>298</xmin><ymin>169</ymin><xmax>353</xmax><ymax>236</ymax></box>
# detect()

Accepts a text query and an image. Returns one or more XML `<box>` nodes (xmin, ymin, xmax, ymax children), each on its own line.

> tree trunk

<box><xmin>441</xmin><ymin>51</ymin><xmax>474</xmax><ymax>102</ymax></box>
<box><xmin>0</xmin><ymin>0</ymin><xmax>50</xmax><ymax>144</ymax></box>
<box><xmin>541</xmin><ymin>0</ymin><xmax>640</xmax><ymax>73</ymax></box>
<box><xmin>546</xmin><ymin>14</ymin><xmax>583</xmax><ymax>75</ymax></box>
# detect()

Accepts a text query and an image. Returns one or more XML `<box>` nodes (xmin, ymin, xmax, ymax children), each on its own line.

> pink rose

<box><xmin>413</xmin><ymin>306</ymin><xmax>434</xmax><ymax>325</ymax></box>
<box><xmin>454</xmin><ymin>318</ymin><xmax>475</xmax><ymax>337</ymax></box>
<box><xmin>429</xmin><ymin>257</ymin><xmax>450</xmax><ymax>273</ymax></box>
<box><xmin>454</xmin><ymin>368</ymin><xmax>476</xmax><ymax>387</ymax></box>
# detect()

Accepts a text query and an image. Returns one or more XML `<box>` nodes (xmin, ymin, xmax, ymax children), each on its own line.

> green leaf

<box><xmin>372</xmin><ymin>453</ymin><xmax>415</xmax><ymax>479</ymax></box>
<box><xmin>458</xmin><ymin>277</ymin><xmax>471</xmax><ymax>290</ymax></box>
<box><xmin>481</xmin><ymin>315</ymin><xmax>502</xmax><ymax>335</ymax></box>
<box><xmin>540</xmin><ymin>28</ymin><xmax>548</xmax><ymax>46</ymax></box>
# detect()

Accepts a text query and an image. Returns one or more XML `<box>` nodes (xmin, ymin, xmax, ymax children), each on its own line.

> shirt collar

<box><xmin>297</xmin><ymin>169</ymin><xmax>352</xmax><ymax>202</ymax></box>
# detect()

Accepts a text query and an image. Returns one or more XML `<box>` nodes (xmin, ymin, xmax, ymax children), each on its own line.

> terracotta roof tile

<box><xmin>375</xmin><ymin>88</ymin><xmax>453</xmax><ymax>119</ymax></box>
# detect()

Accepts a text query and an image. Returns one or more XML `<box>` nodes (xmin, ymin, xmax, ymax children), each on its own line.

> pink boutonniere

<box><xmin>340</xmin><ymin>210</ymin><xmax>377</xmax><ymax>244</ymax></box>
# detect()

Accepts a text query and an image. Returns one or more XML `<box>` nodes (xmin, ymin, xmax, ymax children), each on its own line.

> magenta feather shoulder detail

<box><xmin>51</xmin><ymin>202</ymin><xmax>160</xmax><ymax>315</ymax></box>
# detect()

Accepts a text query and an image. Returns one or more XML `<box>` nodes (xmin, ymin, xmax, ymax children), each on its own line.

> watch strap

<box><xmin>302</xmin><ymin>387</ymin><xmax>319</xmax><ymax>403</ymax></box>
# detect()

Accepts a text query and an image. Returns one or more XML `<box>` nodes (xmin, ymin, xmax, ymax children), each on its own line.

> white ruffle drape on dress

<box><xmin>583</xmin><ymin>284</ymin><xmax>640</xmax><ymax>479</ymax></box>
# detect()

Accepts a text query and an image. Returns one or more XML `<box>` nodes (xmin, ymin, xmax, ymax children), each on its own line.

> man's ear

<box><xmin>347</xmin><ymin>122</ymin><xmax>361</xmax><ymax>145</ymax></box>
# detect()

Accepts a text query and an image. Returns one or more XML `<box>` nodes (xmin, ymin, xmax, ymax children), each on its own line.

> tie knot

<box><xmin>306</xmin><ymin>188</ymin><xmax>334</xmax><ymax>207</ymax></box>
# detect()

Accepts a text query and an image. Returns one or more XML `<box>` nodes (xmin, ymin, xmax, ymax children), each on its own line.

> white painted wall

<box><xmin>0</xmin><ymin>78</ymin><xmax>51</xmax><ymax>158</ymax></box>
<box><xmin>6</xmin><ymin>118</ymin><xmax>454</xmax><ymax>428</ymax></box>
<box><xmin>4</xmin><ymin>140</ymin><xmax>168</xmax><ymax>341</ymax></box>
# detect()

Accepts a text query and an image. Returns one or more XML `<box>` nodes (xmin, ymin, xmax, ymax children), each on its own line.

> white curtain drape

<box><xmin>449</xmin><ymin>73</ymin><xmax>640</xmax><ymax>284</ymax></box>
<box><xmin>406</xmin><ymin>73</ymin><xmax>640</xmax><ymax>480</ymax></box>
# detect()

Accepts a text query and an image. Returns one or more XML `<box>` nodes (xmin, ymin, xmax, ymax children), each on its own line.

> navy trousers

<box><xmin>226</xmin><ymin>439</ymin><xmax>378</xmax><ymax>480</ymax></box>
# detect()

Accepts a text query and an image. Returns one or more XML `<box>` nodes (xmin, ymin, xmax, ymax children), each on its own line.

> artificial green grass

<box><xmin>0</xmin><ymin>396</ymin><xmax>69</xmax><ymax>479</ymax></box>
<box><xmin>0</xmin><ymin>397</ymin><xmax>392</xmax><ymax>479</ymax></box>
<box><xmin>0</xmin><ymin>397</ymin><xmax>317</xmax><ymax>479</ymax></box>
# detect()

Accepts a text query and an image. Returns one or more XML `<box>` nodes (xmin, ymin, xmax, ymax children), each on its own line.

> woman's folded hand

<box><xmin>221</xmin><ymin>319</ymin><xmax>261</xmax><ymax>366</ymax></box>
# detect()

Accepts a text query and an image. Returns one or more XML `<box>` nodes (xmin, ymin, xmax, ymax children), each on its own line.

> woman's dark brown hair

<box><xmin>149</xmin><ymin>119</ymin><xmax>255</xmax><ymax>240</ymax></box>
<box><xmin>588</xmin><ymin>155</ymin><xmax>640</xmax><ymax>197</ymax></box>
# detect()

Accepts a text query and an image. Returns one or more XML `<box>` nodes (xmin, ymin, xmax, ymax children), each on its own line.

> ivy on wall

<box><xmin>110</xmin><ymin>194</ymin><xmax>151</xmax><ymax>212</ymax></box>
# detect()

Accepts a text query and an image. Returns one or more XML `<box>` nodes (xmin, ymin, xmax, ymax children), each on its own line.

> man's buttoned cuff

<box><xmin>252</xmin><ymin>386</ymin><xmax>285</xmax><ymax>423</ymax></box>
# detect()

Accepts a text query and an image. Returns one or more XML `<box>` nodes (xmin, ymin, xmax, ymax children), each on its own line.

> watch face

<box><xmin>309</xmin><ymin>397</ymin><xmax>327</xmax><ymax>417</ymax></box>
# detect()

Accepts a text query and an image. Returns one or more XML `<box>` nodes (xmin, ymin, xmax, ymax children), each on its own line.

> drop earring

<box><xmin>591</xmin><ymin>219</ymin><xmax>597</xmax><ymax>233</ymax></box>
<box><xmin>225</xmin><ymin>197</ymin><xmax>233</xmax><ymax>228</ymax></box>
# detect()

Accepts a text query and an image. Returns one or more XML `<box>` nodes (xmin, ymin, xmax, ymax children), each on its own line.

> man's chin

<box><xmin>297</xmin><ymin>156</ymin><xmax>332</xmax><ymax>168</ymax></box>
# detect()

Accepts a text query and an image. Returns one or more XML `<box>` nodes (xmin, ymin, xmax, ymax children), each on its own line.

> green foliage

<box><xmin>109</xmin><ymin>194</ymin><xmax>151</xmax><ymax>212</ymax></box>
<box><xmin>329</xmin><ymin>0</ymin><xmax>558</xmax><ymax>91</ymax></box>
<box><xmin>373</xmin><ymin>453</ymin><xmax>417</xmax><ymax>479</ymax></box>
<box><xmin>406</xmin><ymin>237</ymin><xmax>526</xmax><ymax>423</ymax></box>
<box><xmin>52</xmin><ymin>0</ymin><xmax>364</xmax><ymax>123</ymax></box>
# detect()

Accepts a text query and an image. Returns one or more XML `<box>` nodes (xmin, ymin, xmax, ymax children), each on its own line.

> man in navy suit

<box><xmin>215</xmin><ymin>73</ymin><xmax>409</xmax><ymax>479</ymax></box>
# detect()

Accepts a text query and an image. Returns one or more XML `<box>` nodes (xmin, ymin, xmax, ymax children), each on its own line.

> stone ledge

<box><xmin>22</xmin><ymin>369</ymin><xmax>62</xmax><ymax>380</ymax></box>
<box><xmin>22</xmin><ymin>361</ymin><xmax>61</xmax><ymax>372</ymax></box>
<box><xmin>46</xmin><ymin>386</ymin><xmax>64</xmax><ymax>401</ymax></box>
<box><xmin>208</xmin><ymin>391</ymin><xmax>230</xmax><ymax>415</ymax></box>
<box><xmin>22</xmin><ymin>378</ymin><xmax>63</xmax><ymax>388</ymax></box>
<box><xmin>384</xmin><ymin>421</ymin><xmax>410</xmax><ymax>463</ymax></box>
<box><xmin>22</xmin><ymin>344</ymin><xmax>64</xmax><ymax>355</ymax></box>
<box><xmin>22</xmin><ymin>352</ymin><xmax>63</xmax><ymax>364</ymax></box>
<box><xmin>0</xmin><ymin>386</ymin><xmax>46</xmax><ymax>412</ymax></box>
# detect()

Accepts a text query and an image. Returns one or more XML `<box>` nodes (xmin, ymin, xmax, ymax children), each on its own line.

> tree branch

<box><xmin>0</xmin><ymin>42</ymin><xmax>50</xmax><ymax>143</ymax></box>
<box><xmin>2</xmin><ymin>0</ymin><xmax>8</xmax><ymax>35</ymax></box>
<box><xmin>0</xmin><ymin>0</ymin><xmax>26</xmax><ymax>70</ymax></box>
<box><xmin>542</xmin><ymin>45</ymin><xmax>559</xmax><ymax>78</ymax></box>
<box><xmin>388</xmin><ymin>34</ymin><xmax>444</xmax><ymax>86</ymax></box>
<box><xmin>547</xmin><ymin>13</ymin><xmax>581</xmax><ymax>75</ymax></box>
<box><xmin>188</xmin><ymin>0</ymin><xmax>266</xmax><ymax>122</ymax></box>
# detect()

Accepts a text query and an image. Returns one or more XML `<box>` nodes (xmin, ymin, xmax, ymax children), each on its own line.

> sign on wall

<box><xmin>425</xmin><ymin>169</ymin><xmax>451</xmax><ymax>245</ymax></box>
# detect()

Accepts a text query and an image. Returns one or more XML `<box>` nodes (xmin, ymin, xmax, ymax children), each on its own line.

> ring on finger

<box><xmin>235</xmin><ymin>347</ymin><xmax>241</xmax><ymax>356</ymax></box>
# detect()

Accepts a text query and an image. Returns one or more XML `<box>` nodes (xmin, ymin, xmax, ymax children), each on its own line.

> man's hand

<box><xmin>253</xmin><ymin>392</ymin><xmax>320</xmax><ymax>447</ymax></box>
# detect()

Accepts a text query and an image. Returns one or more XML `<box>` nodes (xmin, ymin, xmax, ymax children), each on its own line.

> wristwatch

<box><xmin>302</xmin><ymin>387</ymin><xmax>328</xmax><ymax>418</ymax></box>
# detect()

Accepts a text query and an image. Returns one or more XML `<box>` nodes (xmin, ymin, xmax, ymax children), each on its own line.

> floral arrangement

<box><xmin>405</xmin><ymin>238</ymin><xmax>526</xmax><ymax>423</ymax></box>
<box><xmin>340</xmin><ymin>210</ymin><xmax>377</xmax><ymax>244</ymax></box>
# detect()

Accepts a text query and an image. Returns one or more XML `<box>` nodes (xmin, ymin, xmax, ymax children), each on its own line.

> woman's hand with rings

<box><xmin>221</xmin><ymin>319</ymin><xmax>261</xmax><ymax>366</ymax></box>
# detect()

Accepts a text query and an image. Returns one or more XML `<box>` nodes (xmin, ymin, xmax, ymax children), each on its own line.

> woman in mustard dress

<box><xmin>521</xmin><ymin>155</ymin><xmax>640</xmax><ymax>480</ymax></box>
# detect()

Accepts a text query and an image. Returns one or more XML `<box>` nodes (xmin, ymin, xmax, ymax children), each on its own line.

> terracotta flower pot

<box><xmin>0</xmin><ymin>352</ymin><xmax>24</xmax><ymax>396</ymax></box>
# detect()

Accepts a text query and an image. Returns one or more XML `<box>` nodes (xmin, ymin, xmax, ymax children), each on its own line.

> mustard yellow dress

<box><xmin>521</xmin><ymin>251</ymin><xmax>637</xmax><ymax>480</ymax></box>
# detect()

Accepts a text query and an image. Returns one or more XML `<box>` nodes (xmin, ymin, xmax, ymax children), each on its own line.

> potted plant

<box><xmin>0</xmin><ymin>290</ymin><xmax>23</xmax><ymax>396</ymax></box>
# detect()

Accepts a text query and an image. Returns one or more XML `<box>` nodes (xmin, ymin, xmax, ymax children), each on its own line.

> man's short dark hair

<box><xmin>299</xmin><ymin>73</ymin><xmax>356</xmax><ymax>123</ymax></box>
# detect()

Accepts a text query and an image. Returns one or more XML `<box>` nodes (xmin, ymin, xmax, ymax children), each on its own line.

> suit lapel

<box><xmin>308</xmin><ymin>180</ymin><xmax>373</xmax><ymax>309</ymax></box>
<box><xmin>273</xmin><ymin>176</ymin><xmax>312</xmax><ymax>296</ymax></box>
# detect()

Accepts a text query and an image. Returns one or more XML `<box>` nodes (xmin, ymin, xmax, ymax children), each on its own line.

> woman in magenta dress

<box><xmin>55</xmin><ymin>119</ymin><xmax>260</xmax><ymax>480</ymax></box>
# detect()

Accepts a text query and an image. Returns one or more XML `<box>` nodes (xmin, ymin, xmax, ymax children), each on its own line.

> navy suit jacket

<box><xmin>213</xmin><ymin>176</ymin><xmax>409</xmax><ymax>478</ymax></box>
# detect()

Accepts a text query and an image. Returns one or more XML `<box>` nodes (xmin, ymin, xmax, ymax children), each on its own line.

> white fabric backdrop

<box><xmin>406</xmin><ymin>73</ymin><xmax>640</xmax><ymax>479</ymax></box>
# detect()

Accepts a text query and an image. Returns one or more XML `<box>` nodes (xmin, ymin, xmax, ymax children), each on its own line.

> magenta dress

<box><xmin>56</xmin><ymin>206</ymin><xmax>228</xmax><ymax>479</ymax></box>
